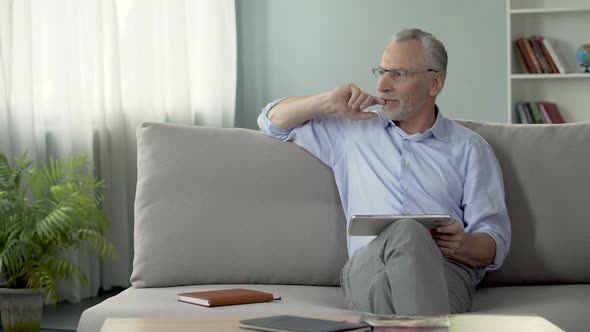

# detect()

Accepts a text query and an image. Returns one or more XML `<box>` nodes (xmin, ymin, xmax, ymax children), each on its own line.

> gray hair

<box><xmin>393</xmin><ymin>28</ymin><xmax>447</xmax><ymax>73</ymax></box>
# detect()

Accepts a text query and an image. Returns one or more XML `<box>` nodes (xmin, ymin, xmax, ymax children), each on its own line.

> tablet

<box><xmin>348</xmin><ymin>214</ymin><xmax>453</xmax><ymax>236</ymax></box>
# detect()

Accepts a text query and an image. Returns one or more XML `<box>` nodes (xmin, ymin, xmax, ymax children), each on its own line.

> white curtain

<box><xmin>0</xmin><ymin>0</ymin><xmax>236</xmax><ymax>302</ymax></box>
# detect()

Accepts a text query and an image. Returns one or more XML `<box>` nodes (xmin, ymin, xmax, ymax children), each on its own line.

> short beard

<box><xmin>380</xmin><ymin>99</ymin><xmax>425</xmax><ymax>121</ymax></box>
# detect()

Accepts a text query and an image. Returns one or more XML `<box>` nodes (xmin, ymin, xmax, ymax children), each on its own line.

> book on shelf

<box><xmin>516</xmin><ymin>38</ymin><xmax>536</xmax><ymax>73</ymax></box>
<box><xmin>530</xmin><ymin>37</ymin><xmax>552</xmax><ymax>73</ymax></box>
<box><xmin>513</xmin><ymin>36</ymin><xmax>568</xmax><ymax>74</ymax></box>
<box><xmin>522</xmin><ymin>103</ymin><xmax>534</xmax><ymax>123</ymax></box>
<box><xmin>514</xmin><ymin>40</ymin><xmax>533</xmax><ymax>73</ymax></box>
<box><xmin>535</xmin><ymin>36</ymin><xmax>560</xmax><ymax>74</ymax></box>
<box><xmin>515</xmin><ymin>102</ymin><xmax>526</xmax><ymax>124</ymax></box>
<box><xmin>514</xmin><ymin>102</ymin><xmax>565</xmax><ymax>124</ymax></box>
<box><xmin>538</xmin><ymin>102</ymin><xmax>565</xmax><ymax>124</ymax></box>
<box><xmin>541</xmin><ymin>38</ymin><xmax>566</xmax><ymax>74</ymax></box>
<box><xmin>528</xmin><ymin>102</ymin><xmax>544</xmax><ymax>124</ymax></box>
<box><xmin>522</xmin><ymin>38</ymin><xmax>543</xmax><ymax>73</ymax></box>
<box><xmin>178</xmin><ymin>288</ymin><xmax>278</xmax><ymax>307</ymax></box>
<box><xmin>537</xmin><ymin>103</ymin><xmax>552</xmax><ymax>124</ymax></box>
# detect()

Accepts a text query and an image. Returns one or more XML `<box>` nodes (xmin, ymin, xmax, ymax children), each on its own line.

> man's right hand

<box><xmin>267</xmin><ymin>83</ymin><xmax>385</xmax><ymax>129</ymax></box>
<box><xmin>325</xmin><ymin>83</ymin><xmax>385</xmax><ymax>120</ymax></box>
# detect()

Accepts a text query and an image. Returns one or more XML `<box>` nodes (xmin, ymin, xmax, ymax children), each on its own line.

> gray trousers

<box><xmin>340</xmin><ymin>219</ymin><xmax>481</xmax><ymax>314</ymax></box>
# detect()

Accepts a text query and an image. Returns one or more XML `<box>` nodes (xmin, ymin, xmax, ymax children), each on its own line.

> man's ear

<box><xmin>429</xmin><ymin>72</ymin><xmax>445</xmax><ymax>97</ymax></box>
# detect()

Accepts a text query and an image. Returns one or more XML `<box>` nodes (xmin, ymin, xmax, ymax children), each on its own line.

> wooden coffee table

<box><xmin>99</xmin><ymin>314</ymin><xmax>564</xmax><ymax>332</ymax></box>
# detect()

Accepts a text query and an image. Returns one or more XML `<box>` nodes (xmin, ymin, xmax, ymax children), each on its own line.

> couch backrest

<box><xmin>457</xmin><ymin>121</ymin><xmax>590</xmax><ymax>286</ymax></box>
<box><xmin>131</xmin><ymin>121</ymin><xmax>590</xmax><ymax>288</ymax></box>
<box><xmin>130</xmin><ymin>122</ymin><xmax>348</xmax><ymax>288</ymax></box>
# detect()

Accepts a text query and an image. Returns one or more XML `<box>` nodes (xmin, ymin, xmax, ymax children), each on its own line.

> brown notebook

<box><xmin>178</xmin><ymin>288</ymin><xmax>275</xmax><ymax>307</ymax></box>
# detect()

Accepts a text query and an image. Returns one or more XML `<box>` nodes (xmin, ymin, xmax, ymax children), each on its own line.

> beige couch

<box><xmin>77</xmin><ymin>121</ymin><xmax>590</xmax><ymax>332</ymax></box>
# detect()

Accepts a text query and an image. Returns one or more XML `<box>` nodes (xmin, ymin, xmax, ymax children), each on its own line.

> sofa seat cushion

<box><xmin>77</xmin><ymin>284</ymin><xmax>356</xmax><ymax>332</ymax></box>
<box><xmin>474</xmin><ymin>284</ymin><xmax>590</xmax><ymax>332</ymax></box>
<box><xmin>79</xmin><ymin>284</ymin><xmax>590</xmax><ymax>332</ymax></box>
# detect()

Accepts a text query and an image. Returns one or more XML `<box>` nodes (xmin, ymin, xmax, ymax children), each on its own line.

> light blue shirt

<box><xmin>258</xmin><ymin>98</ymin><xmax>511</xmax><ymax>272</ymax></box>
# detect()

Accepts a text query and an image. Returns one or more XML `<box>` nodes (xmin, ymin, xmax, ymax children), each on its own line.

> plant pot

<box><xmin>0</xmin><ymin>288</ymin><xmax>43</xmax><ymax>332</ymax></box>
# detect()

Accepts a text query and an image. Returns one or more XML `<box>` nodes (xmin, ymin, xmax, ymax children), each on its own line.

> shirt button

<box><xmin>404</xmin><ymin>160</ymin><xmax>410</xmax><ymax>166</ymax></box>
<box><xmin>403</xmin><ymin>185</ymin><xmax>408</xmax><ymax>192</ymax></box>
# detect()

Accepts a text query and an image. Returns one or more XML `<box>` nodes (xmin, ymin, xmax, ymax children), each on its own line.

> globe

<box><xmin>577</xmin><ymin>44</ymin><xmax>590</xmax><ymax>73</ymax></box>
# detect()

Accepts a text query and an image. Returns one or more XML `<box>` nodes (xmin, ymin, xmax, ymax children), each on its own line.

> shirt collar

<box><xmin>428</xmin><ymin>105</ymin><xmax>449</xmax><ymax>143</ymax></box>
<box><xmin>383</xmin><ymin>105</ymin><xmax>449</xmax><ymax>143</ymax></box>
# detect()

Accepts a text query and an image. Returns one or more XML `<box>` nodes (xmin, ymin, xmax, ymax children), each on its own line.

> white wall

<box><xmin>235</xmin><ymin>0</ymin><xmax>508</xmax><ymax>128</ymax></box>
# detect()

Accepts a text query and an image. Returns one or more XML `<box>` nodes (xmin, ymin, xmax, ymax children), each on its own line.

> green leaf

<box><xmin>0</xmin><ymin>152</ymin><xmax>12</xmax><ymax>188</ymax></box>
<box><xmin>0</xmin><ymin>150</ymin><xmax>117</xmax><ymax>303</ymax></box>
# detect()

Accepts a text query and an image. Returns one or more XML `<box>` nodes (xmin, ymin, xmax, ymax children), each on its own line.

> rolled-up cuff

<box><xmin>257</xmin><ymin>97</ymin><xmax>291</xmax><ymax>139</ymax></box>
<box><xmin>476</xmin><ymin>230</ymin><xmax>507</xmax><ymax>272</ymax></box>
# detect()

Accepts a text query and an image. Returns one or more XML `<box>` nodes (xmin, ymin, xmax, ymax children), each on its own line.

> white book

<box><xmin>542</xmin><ymin>38</ymin><xmax>566</xmax><ymax>74</ymax></box>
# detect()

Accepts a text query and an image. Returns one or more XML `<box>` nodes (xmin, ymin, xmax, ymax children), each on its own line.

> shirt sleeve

<box><xmin>462</xmin><ymin>140</ymin><xmax>512</xmax><ymax>272</ymax></box>
<box><xmin>257</xmin><ymin>98</ymin><xmax>349</xmax><ymax>167</ymax></box>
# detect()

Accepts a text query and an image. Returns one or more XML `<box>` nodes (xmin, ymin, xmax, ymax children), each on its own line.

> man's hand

<box><xmin>326</xmin><ymin>83</ymin><xmax>385</xmax><ymax>120</ymax></box>
<box><xmin>267</xmin><ymin>83</ymin><xmax>386</xmax><ymax>129</ymax></box>
<box><xmin>431</xmin><ymin>219</ymin><xmax>497</xmax><ymax>268</ymax></box>
<box><xmin>430</xmin><ymin>219</ymin><xmax>465</xmax><ymax>258</ymax></box>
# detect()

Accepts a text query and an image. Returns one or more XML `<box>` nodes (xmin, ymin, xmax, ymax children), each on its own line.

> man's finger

<box><xmin>436</xmin><ymin>219</ymin><xmax>460</xmax><ymax>233</ymax></box>
<box><xmin>352</xmin><ymin>92</ymin><xmax>372</xmax><ymax>110</ymax></box>
<box><xmin>435</xmin><ymin>240</ymin><xmax>460</xmax><ymax>254</ymax></box>
<box><xmin>357</xmin><ymin>95</ymin><xmax>374</xmax><ymax>110</ymax></box>
<box><xmin>433</xmin><ymin>234</ymin><xmax>462</xmax><ymax>242</ymax></box>
<box><xmin>359</xmin><ymin>95</ymin><xmax>381</xmax><ymax>110</ymax></box>
<box><xmin>434</xmin><ymin>239</ymin><xmax>455</xmax><ymax>248</ymax></box>
<box><xmin>350</xmin><ymin>93</ymin><xmax>365</xmax><ymax>110</ymax></box>
<box><xmin>436</xmin><ymin>225</ymin><xmax>453</xmax><ymax>234</ymax></box>
<box><xmin>431</xmin><ymin>233</ymin><xmax>454</xmax><ymax>241</ymax></box>
<box><xmin>347</xmin><ymin>84</ymin><xmax>361</xmax><ymax>108</ymax></box>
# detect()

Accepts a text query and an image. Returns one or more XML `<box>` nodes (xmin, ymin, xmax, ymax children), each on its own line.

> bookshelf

<box><xmin>507</xmin><ymin>0</ymin><xmax>590</xmax><ymax>123</ymax></box>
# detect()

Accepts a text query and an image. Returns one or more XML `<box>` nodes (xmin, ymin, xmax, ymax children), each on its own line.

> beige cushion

<box><xmin>131</xmin><ymin>121</ymin><xmax>590</xmax><ymax>288</ymax></box>
<box><xmin>473</xmin><ymin>284</ymin><xmax>590</xmax><ymax>332</ymax></box>
<box><xmin>78</xmin><ymin>284</ymin><xmax>590</xmax><ymax>332</ymax></box>
<box><xmin>130</xmin><ymin>122</ymin><xmax>348</xmax><ymax>288</ymax></box>
<box><xmin>457</xmin><ymin>121</ymin><xmax>590</xmax><ymax>286</ymax></box>
<box><xmin>77</xmin><ymin>284</ymin><xmax>355</xmax><ymax>332</ymax></box>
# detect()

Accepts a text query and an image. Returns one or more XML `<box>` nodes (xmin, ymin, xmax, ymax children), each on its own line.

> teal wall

<box><xmin>235</xmin><ymin>0</ymin><xmax>507</xmax><ymax>129</ymax></box>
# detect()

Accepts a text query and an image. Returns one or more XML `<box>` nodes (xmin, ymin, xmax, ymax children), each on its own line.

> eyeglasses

<box><xmin>372</xmin><ymin>67</ymin><xmax>438</xmax><ymax>81</ymax></box>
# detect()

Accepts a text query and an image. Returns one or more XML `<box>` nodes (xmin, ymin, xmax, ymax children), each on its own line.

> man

<box><xmin>257</xmin><ymin>28</ymin><xmax>510</xmax><ymax>315</ymax></box>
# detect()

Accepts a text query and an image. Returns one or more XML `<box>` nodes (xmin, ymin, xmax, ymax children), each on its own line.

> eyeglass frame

<box><xmin>371</xmin><ymin>67</ymin><xmax>439</xmax><ymax>81</ymax></box>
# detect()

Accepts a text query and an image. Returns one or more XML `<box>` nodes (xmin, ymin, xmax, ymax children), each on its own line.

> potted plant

<box><xmin>0</xmin><ymin>151</ymin><xmax>117</xmax><ymax>332</ymax></box>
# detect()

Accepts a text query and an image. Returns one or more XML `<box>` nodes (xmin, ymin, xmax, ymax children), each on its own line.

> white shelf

<box><xmin>507</xmin><ymin>0</ymin><xmax>590</xmax><ymax>124</ymax></box>
<box><xmin>511</xmin><ymin>7</ymin><xmax>590</xmax><ymax>14</ymax></box>
<box><xmin>511</xmin><ymin>73</ymin><xmax>590</xmax><ymax>79</ymax></box>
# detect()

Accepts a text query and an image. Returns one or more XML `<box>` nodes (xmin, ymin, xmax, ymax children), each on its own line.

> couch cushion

<box><xmin>77</xmin><ymin>285</ymin><xmax>355</xmax><ymax>332</ymax></box>
<box><xmin>473</xmin><ymin>284</ymin><xmax>590</xmax><ymax>332</ymax></box>
<box><xmin>130</xmin><ymin>123</ymin><xmax>348</xmax><ymax>288</ymax></box>
<box><xmin>78</xmin><ymin>284</ymin><xmax>589</xmax><ymax>332</ymax></box>
<box><xmin>457</xmin><ymin>121</ymin><xmax>590</xmax><ymax>286</ymax></box>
